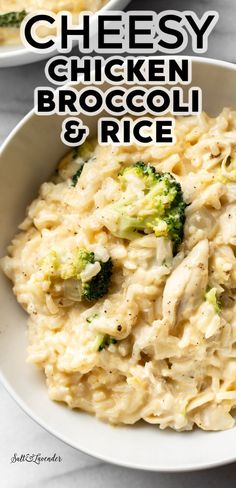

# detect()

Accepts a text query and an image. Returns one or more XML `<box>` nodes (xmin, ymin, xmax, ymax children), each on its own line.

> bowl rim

<box><xmin>1</xmin><ymin>55</ymin><xmax>236</xmax><ymax>472</ymax></box>
<box><xmin>0</xmin><ymin>0</ymin><xmax>130</xmax><ymax>63</ymax></box>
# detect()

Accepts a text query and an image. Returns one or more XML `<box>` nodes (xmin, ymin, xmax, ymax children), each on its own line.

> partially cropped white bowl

<box><xmin>1</xmin><ymin>57</ymin><xmax>236</xmax><ymax>472</ymax></box>
<box><xmin>0</xmin><ymin>0</ymin><xmax>130</xmax><ymax>67</ymax></box>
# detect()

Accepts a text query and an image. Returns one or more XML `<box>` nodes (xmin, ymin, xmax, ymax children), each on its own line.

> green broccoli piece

<box><xmin>0</xmin><ymin>10</ymin><xmax>27</xmax><ymax>28</ymax></box>
<box><xmin>42</xmin><ymin>248</ymin><xmax>113</xmax><ymax>302</ymax></box>
<box><xmin>60</xmin><ymin>248</ymin><xmax>95</xmax><ymax>280</ymax></box>
<box><xmin>72</xmin><ymin>141</ymin><xmax>93</xmax><ymax>161</ymax></box>
<box><xmin>59</xmin><ymin>248</ymin><xmax>113</xmax><ymax>302</ymax></box>
<box><xmin>81</xmin><ymin>258</ymin><xmax>113</xmax><ymax>301</ymax></box>
<box><xmin>71</xmin><ymin>141</ymin><xmax>95</xmax><ymax>186</ymax></box>
<box><xmin>205</xmin><ymin>287</ymin><xmax>221</xmax><ymax>314</ymax></box>
<box><xmin>71</xmin><ymin>166</ymin><xmax>84</xmax><ymax>186</ymax></box>
<box><xmin>95</xmin><ymin>334</ymin><xmax>117</xmax><ymax>351</ymax></box>
<box><xmin>75</xmin><ymin>249</ymin><xmax>94</xmax><ymax>271</ymax></box>
<box><xmin>110</xmin><ymin>162</ymin><xmax>186</xmax><ymax>254</ymax></box>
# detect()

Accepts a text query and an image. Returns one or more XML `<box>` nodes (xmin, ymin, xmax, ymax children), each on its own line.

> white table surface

<box><xmin>1</xmin><ymin>0</ymin><xmax>236</xmax><ymax>486</ymax></box>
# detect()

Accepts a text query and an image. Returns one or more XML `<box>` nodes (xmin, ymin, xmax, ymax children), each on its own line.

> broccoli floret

<box><xmin>60</xmin><ymin>248</ymin><xmax>94</xmax><ymax>280</ymax></box>
<box><xmin>110</xmin><ymin>162</ymin><xmax>186</xmax><ymax>254</ymax></box>
<box><xmin>67</xmin><ymin>249</ymin><xmax>113</xmax><ymax>301</ymax></box>
<box><xmin>205</xmin><ymin>287</ymin><xmax>221</xmax><ymax>314</ymax></box>
<box><xmin>43</xmin><ymin>248</ymin><xmax>113</xmax><ymax>302</ymax></box>
<box><xmin>0</xmin><ymin>10</ymin><xmax>27</xmax><ymax>27</ymax></box>
<box><xmin>95</xmin><ymin>334</ymin><xmax>117</xmax><ymax>351</ymax></box>
<box><xmin>75</xmin><ymin>248</ymin><xmax>95</xmax><ymax>273</ymax></box>
<box><xmin>82</xmin><ymin>258</ymin><xmax>113</xmax><ymax>301</ymax></box>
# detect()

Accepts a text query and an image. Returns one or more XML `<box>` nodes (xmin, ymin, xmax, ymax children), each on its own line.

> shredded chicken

<box><xmin>162</xmin><ymin>240</ymin><xmax>209</xmax><ymax>327</ymax></box>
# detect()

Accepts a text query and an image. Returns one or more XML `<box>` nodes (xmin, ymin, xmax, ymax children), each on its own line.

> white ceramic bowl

<box><xmin>0</xmin><ymin>0</ymin><xmax>130</xmax><ymax>67</ymax></box>
<box><xmin>1</xmin><ymin>57</ymin><xmax>236</xmax><ymax>472</ymax></box>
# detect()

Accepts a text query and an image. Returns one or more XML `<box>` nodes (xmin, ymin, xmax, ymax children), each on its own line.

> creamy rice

<box><xmin>0</xmin><ymin>0</ymin><xmax>107</xmax><ymax>45</ymax></box>
<box><xmin>2</xmin><ymin>109</ymin><xmax>236</xmax><ymax>431</ymax></box>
